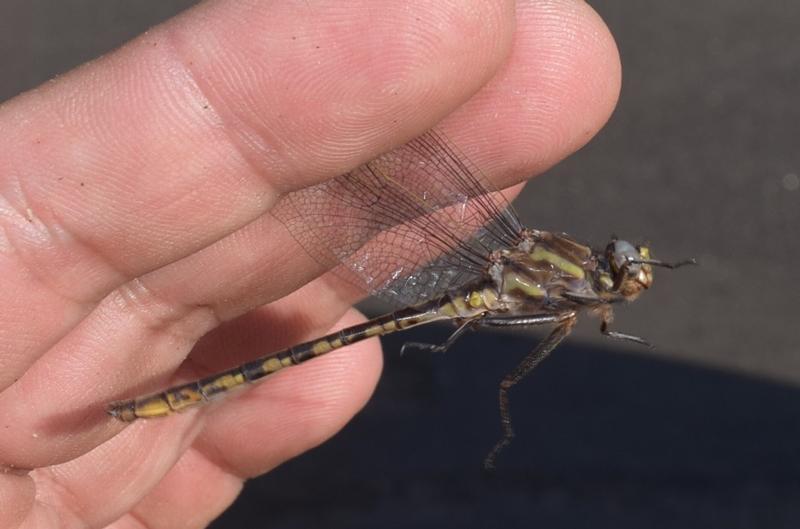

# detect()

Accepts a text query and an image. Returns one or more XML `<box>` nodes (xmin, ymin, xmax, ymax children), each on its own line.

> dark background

<box><xmin>2</xmin><ymin>1</ymin><xmax>798</xmax><ymax>528</ymax></box>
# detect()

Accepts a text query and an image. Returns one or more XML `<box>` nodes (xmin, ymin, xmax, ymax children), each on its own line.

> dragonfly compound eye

<box><xmin>608</xmin><ymin>239</ymin><xmax>641</xmax><ymax>276</ymax></box>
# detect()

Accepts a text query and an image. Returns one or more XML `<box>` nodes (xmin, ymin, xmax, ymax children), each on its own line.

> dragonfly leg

<box><xmin>479</xmin><ymin>312</ymin><xmax>574</xmax><ymax>328</ymax></box>
<box><xmin>483</xmin><ymin>314</ymin><xmax>576</xmax><ymax>471</ymax></box>
<box><xmin>400</xmin><ymin>318</ymin><xmax>477</xmax><ymax>355</ymax></box>
<box><xmin>600</xmin><ymin>319</ymin><xmax>653</xmax><ymax>348</ymax></box>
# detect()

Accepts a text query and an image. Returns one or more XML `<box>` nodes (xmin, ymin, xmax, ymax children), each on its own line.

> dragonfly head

<box><xmin>605</xmin><ymin>239</ymin><xmax>653</xmax><ymax>299</ymax></box>
<box><xmin>603</xmin><ymin>238</ymin><xmax>697</xmax><ymax>300</ymax></box>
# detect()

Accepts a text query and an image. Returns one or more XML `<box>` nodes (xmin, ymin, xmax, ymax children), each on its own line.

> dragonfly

<box><xmin>108</xmin><ymin>129</ymin><xmax>695</xmax><ymax>469</ymax></box>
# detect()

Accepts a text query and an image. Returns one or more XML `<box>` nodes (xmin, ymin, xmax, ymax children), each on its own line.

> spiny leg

<box><xmin>400</xmin><ymin>318</ymin><xmax>477</xmax><ymax>355</ymax></box>
<box><xmin>480</xmin><ymin>313</ymin><xmax>573</xmax><ymax>328</ymax></box>
<box><xmin>399</xmin><ymin>312</ymin><xmax>575</xmax><ymax>355</ymax></box>
<box><xmin>483</xmin><ymin>314</ymin><xmax>576</xmax><ymax>471</ymax></box>
<box><xmin>600</xmin><ymin>319</ymin><xmax>652</xmax><ymax>348</ymax></box>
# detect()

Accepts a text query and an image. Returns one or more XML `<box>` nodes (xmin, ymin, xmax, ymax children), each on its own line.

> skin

<box><xmin>0</xmin><ymin>1</ymin><xmax>620</xmax><ymax>527</ymax></box>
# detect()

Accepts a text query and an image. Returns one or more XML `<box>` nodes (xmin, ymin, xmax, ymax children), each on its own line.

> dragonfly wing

<box><xmin>272</xmin><ymin>129</ymin><xmax>525</xmax><ymax>307</ymax></box>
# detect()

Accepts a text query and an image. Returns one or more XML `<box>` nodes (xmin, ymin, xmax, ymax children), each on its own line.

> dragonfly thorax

<box><xmin>488</xmin><ymin>231</ymin><xmax>598</xmax><ymax>311</ymax></box>
<box><xmin>486</xmin><ymin>232</ymin><xmax>661</xmax><ymax>312</ymax></box>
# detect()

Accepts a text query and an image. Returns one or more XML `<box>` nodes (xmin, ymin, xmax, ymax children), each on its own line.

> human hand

<box><xmin>0</xmin><ymin>1</ymin><xmax>619</xmax><ymax>527</ymax></box>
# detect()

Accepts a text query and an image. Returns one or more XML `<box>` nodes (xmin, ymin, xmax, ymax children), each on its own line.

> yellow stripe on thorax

<box><xmin>503</xmin><ymin>273</ymin><xmax>545</xmax><ymax>298</ymax></box>
<box><xmin>530</xmin><ymin>246</ymin><xmax>585</xmax><ymax>279</ymax></box>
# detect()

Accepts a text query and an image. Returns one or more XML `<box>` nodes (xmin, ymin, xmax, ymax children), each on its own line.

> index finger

<box><xmin>0</xmin><ymin>0</ymin><xmax>516</xmax><ymax>390</ymax></box>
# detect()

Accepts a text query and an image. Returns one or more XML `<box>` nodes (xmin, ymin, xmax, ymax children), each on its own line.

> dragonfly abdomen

<box><xmin>108</xmin><ymin>304</ymin><xmax>450</xmax><ymax>422</ymax></box>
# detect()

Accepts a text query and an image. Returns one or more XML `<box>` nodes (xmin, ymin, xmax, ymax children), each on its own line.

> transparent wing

<box><xmin>272</xmin><ymin>129</ymin><xmax>525</xmax><ymax>307</ymax></box>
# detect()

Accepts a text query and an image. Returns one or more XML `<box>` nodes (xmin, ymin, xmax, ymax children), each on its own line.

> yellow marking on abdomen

<box><xmin>312</xmin><ymin>340</ymin><xmax>334</xmax><ymax>355</ymax></box>
<box><xmin>439</xmin><ymin>302</ymin><xmax>458</xmax><ymax>318</ymax></box>
<box><xmin>201</xmin><ymin>372</ymin><xmax>246</xmax><ymax>394</ymax></box>
<box><xmin>481</xmin><ymin>288</ymin><xmax>500</xmax><ymax>309</ymax></box>
<box><xmin>131</xmin><ymin>394</ymin><xmax>175</xmax><ymax>419</ymax></box>
<box><xmin>468</xmin><ymin>291</ymin><xmax>484</xmax><ymax>308</ymax></box>
<box><xmin>263</xmin><ymin>357</ymin><xmax>285</xmax><ymax>373</ymax></box>
<box><xmin>363</xmin><ymin>324</ymin><xmax>386</xmax><ymax>337</ymax></box>
<box><xmin>451</xmin><ymin>295</ymin><xmax>468</xmax><ymax>314</ymax></box>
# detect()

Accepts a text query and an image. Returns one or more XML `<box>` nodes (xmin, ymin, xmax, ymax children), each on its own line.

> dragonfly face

<box><xmin>602</xmin><ymin>239</ymin><xmax>654</xmax><ymax>300</ymax></box>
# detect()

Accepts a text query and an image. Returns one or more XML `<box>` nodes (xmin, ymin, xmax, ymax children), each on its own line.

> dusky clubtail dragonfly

<box><xmin>109</xmin><ymin>129</ymin><xmax>694</xmax><ymax>469</ymax></box>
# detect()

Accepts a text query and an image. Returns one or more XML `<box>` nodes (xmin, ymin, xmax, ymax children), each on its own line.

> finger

<box><xmin>113</xmin><ymin>445</ymin><xmax>242</xmax><ymax>529</ymax></box>
<box><xmin>149</xmin><ymin>0</ymin><xmax>621</xmax><ymax>323</ymax></box>
<box><xmin>0</xmin><ymin>0</ymin><xmax>514</xmax><ymax>390</ymax></box>
<box><xmin>138</xmin><ymin>306</ymin><xmax>380</xmax><ymax>529</ymax></box>
<box><xmin>17</xmin><ymin>414</ymin><xmax>202</xmax><ymax>529</ymax></box>
<box><xmin>7</xmin><ymin>308</ymin><xmax>377</xmax><ymax>529</ymax></box>
<box><xmin>116</xmin><ymin>306</ymin><xmax>380</xmax><ymax>529</ymax></box>
<box><xmin>441</xmin><ymin>0</ymin><xmax>621</xmax><ymax>181</ymax></box>
<box><xmin>0</xmin><ymin>268</ymin><xmax>375</xmax><ymax>469</ymax></box>
<box><xmin>0</xmin><ymin>472</ymin><xmax>33</xmax><ymax>529</ymax></box>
